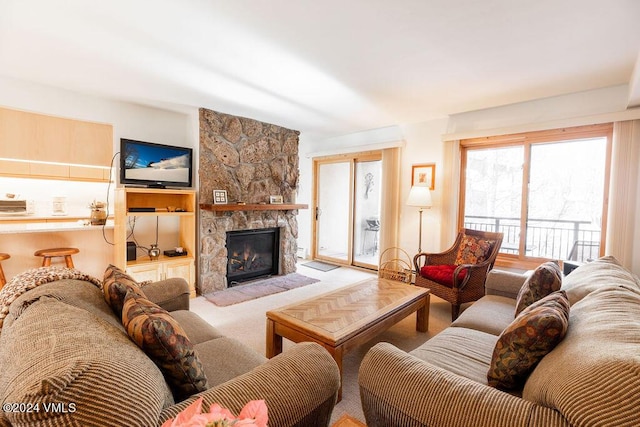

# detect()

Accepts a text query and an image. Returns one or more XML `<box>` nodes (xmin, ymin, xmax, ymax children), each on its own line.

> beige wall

<box><xmin>2</xmin><ymin>76</ymin><xmax>638</xmax><ymax>278</ymax></box>
<box><xmin>298</xmin><ymin>85</ymin><xmax>640</xmax><ymax>275</ymax></box>
<box><xmin>0</xmin><ymin>76</ymin><xmax>197</xmax><ymax>281</ymax></box>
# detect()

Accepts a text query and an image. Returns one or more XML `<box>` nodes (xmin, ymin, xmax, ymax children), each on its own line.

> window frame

<box><xmin>458</xmin><ymin>124</ymin><xmax>613</xmax><ymax>270</ymax></box>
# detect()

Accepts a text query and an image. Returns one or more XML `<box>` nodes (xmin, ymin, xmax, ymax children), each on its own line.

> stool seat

<box><xmin>34</xmin><ymin>247</ymin><xmax>79</xmax><ymax>268</ymax></box>
<box><xmin>0</xmin><ymin>252</ymin><xmax>9</xmax><ymax>290</ymax></box>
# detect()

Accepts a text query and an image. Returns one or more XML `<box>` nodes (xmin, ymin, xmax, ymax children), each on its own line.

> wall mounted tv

<box><xmin>120</xmin><ymin>138</ymin><xmax>193</xmax><ymax>188</ymax></box>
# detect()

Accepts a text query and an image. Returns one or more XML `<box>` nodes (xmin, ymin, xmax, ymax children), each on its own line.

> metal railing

<box><xmin>464</xmin><ymin>215</ymin><xmax>601</xmax><ymax>262</ymax></box>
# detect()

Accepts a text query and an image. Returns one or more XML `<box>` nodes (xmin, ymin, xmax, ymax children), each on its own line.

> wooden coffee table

<box><xmin>266</xmin><ymin>278</ymin><xmax>430</xmax><ymax>400</ymax></box>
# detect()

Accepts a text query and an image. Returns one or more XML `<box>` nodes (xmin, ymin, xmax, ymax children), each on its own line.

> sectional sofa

<box><xmin>0</xmin><ymin>267</ymin><xmax>339</xmax><ymax>427</ymax></box>
<box><xmin>359</xmin><ymin>256</ymin><xmax>640</xmax><ymax>426</ymax></box>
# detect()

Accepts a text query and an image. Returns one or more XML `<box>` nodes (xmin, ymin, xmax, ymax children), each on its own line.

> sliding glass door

<box><xmin>353</xmin><ymin>159</ymin><xmax>382</xmax><ymax>266</ymax></box>
<box><xmin>314</xmin><ymin>153</ymin><xmax>382</xmax><ymax>269</ymax></box>
<box><xmin>316</xmin><ymin>161</ymin><xmax>351</xmax><ymax>262</ymax></box>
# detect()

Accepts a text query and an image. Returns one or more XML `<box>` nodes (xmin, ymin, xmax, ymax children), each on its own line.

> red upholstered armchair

<box><xmin>413</xmin><ymin>228</ymin><xmax>503</xmax><ymax>320</ymax></box>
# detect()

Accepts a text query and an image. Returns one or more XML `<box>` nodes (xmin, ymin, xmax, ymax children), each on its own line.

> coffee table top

<box><xmin>266</xmin><ymin>278</ymin><xmax>429</xmax><ymax>346</ymax></box>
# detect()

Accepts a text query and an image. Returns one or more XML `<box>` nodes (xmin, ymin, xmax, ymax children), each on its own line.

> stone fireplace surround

<box><xmin>198</xmin><ymin>108</ymin><xmax>302</xmax><ymax>294</ymax></box>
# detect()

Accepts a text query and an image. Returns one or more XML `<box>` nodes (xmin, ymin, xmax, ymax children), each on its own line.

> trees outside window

<box><xmin>460</xmin><ymin>124</ymin><xmax>612</xmax><ymax>268</ymax></box>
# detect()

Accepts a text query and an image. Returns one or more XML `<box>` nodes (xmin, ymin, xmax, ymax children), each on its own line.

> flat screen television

<box><xmin>120</xmin><ymin>138</ymin><xmax>193</xmax><ymax>188</ymax></box>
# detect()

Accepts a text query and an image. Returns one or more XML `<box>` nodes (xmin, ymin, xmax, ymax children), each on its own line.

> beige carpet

<box><xmin>190</xmin><ymin>264</ymin><xmax>452</xmax><ymax>424</ymax></box>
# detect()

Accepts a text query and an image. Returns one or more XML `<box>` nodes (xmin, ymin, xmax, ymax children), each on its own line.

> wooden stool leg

<box><xmin>42</xmin><ymin>257</ymin><xmax>52</xmax><ymax>267</ymax></box>
<box><xmin>0</xmin><ymin>265</ymin><xmax>6</xmax><ymax>289</ymax></box>
<box><xmin>64</xmin><ymin>255</ymin><xmax>75</xmax><ymax>268</ymax></box>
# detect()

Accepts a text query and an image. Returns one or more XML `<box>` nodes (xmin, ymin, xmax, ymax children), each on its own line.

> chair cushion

<box><xmin>515</xmin><ymin>261</ymin><xmax>562</xmax><ymax>316</ymax></box>
<box><xmin>103</xmin><ymin>264</ymin><xmax>147</xmax><ymax>318</ymax></box>
<box><xmin>121</xmin><ymin>291</ymin><xmax>209</xmax><ymax>401</ymax></box>
<box><xmin>455</xmin><ymin>235</ymin><xmax>494</xmax><ymax>265</ymax></box>
<box><xmin>487</xmin><ymin>290</ymin><xmax>570</xmax><ymax>390</ymax></box>
<box><xmin>420</xmin><ymin>264</ymin><xmax>468</xmax><ymax>287</ymax></box>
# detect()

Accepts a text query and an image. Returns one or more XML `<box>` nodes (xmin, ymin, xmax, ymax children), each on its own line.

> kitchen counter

<box><xmin>0</xmin><ymin>218</ymin><xmax>114</xmax><ymax>234</ymax></box>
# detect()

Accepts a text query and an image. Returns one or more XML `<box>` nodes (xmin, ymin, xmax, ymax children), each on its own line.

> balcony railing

<box><xmin>464</xmin><ymin>216</ymin><xmax>601</xmax><ymax>262</ymax></box>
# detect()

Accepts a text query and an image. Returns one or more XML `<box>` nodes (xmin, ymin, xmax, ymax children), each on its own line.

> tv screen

<box><xmin>120</xmin><ymin>138</ymin><xmax>193</xmax><ymax>188</ymax></box>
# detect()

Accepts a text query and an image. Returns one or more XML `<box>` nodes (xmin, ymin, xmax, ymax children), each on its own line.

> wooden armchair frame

<box><xmin>413</xmin><ymin>228</ymin><xmax>503</xmax><ymax>320</ymax></box>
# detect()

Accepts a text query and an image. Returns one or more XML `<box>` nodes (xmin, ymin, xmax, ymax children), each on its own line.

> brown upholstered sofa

<box><xmin>0</xmin><ymin>277</ymin><xmax>339</xmax><ymax>426</ymax></box>
<box><xmin>359</xmin><ymin>256</ymin><xmax>640</xmax><ymax>426</ymax></box>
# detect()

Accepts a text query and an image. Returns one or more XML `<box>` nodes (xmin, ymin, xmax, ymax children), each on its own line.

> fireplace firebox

<box><xmin>226</xmin><ymin>227</ymin><xmax>280</xmax><ymax>285</ymax></box>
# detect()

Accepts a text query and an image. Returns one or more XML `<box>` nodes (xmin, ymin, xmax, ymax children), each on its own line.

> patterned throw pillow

<box><xmin>454</xmin><ymin>235</ymin><xmax>494</xmax><ymax>265</ymax></box>
<box><xmin>487</xmin><ymin>291</ymin><xmax>570</xmax><ymax>390</ymax></box>
<box><xmin>103</xmin><ymin>264</ymin><xmax>147</xmax><ymax>318</ymax></box>
<box><xmin>515</xmin><ymin>261</ymin><xmax>562</xmax><ymax>316</ymax></box>
<box><xmin>121</xmin><ymin>291</ymin><xmax>209</xmax><ymax>401</ymax></box>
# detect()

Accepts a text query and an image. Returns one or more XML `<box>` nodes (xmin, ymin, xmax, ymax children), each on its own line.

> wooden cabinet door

<box><xmin>165</xmin><ymin>258</ymin><xmax>195</xmax><ymax>297</ymax></box>
<box><xmin>126</xmin><ymin>263</ymin><xmax>162</xmax><ymax>283</ymax></box>
<box><xmin>34</xmin><ymin>114</ymin><xmax>72</xmax><ymax>164</ymax></box>
<box><xmin>0</xmin><ymin>108</ymin><xmax>37</xmax><ymax>159</ymax></box>
<box><xmin>0</xmin><ymin>107</ymin><xmax>113</xmax><ymax>167</ymax></box>
<box><xmin>70</xmin><ymin>120</ymin><xmax>113</xmax><ymax>166</ymax></box>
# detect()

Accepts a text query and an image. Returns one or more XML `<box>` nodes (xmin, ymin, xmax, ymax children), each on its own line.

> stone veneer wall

<box><xmin>198</xmin><ymin>108</ymin><xmax>301</xmax><ymax>294</ymax></box>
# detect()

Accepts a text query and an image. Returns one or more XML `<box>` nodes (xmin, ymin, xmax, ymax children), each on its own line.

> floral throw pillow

<box><xmin>103</xmin><ymin>264</ymin><xmax>147</xmax><ymax>318</ymax></box>
<box><xmin>455</xmin><ymin>235</ymin><xmax>494</xmax><ymax>265</ymax></box>
<box><xmin>487</xmin><ymin>290</ymin><xmax>570</xmax><ymax>390</ymax></box>
<box><xmin>122</xmin><ymin>291</ymin><xmax>209</xmax><ymax>401</ymax></box>
<box><xmin>515</xmin><ymin>261</ymin><xmax>562</xmax><ymax>316</ymax></box>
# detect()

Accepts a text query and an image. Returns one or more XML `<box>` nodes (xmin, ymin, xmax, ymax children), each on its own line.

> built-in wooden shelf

<box><xmin>200</xmin><ymin>203</ymin><xmax>308</xmax><ymax>212</ymax></box>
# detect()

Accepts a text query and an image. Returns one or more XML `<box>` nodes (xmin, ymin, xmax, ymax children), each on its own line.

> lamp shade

<box><xmin>407</xmin><ymin>185</ymin><xmax>433</xmax><ymax>207</ymax></box>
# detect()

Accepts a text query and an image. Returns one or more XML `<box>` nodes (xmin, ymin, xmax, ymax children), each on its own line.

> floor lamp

<box><xmin>407</xmin><ymin>185</ymin><xmax>433</xmax><ymax>253</ymax></box>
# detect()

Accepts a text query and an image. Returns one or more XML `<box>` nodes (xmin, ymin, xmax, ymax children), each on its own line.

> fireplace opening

<box><xmin>226</xmin><ymin>227</ymin><xmax>280</xmax><ymax>285</ymax></box>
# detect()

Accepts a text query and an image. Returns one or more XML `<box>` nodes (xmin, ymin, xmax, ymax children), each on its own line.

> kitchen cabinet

<box><xmin>0</xmin><ymin>108</ymin><xmax>37</xmax><ymax>160</ymax></box>
<box><xmin>0</xmin><ymin>159</ymin><xmax>112</xmax><ymax>182</ymax></box>
<box><xmin>0</xmin><ymin>107</ymin><xmax>113</xmax><ymax>169</ymax></box>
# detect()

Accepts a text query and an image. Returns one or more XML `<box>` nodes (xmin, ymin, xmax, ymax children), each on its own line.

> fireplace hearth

<box><xmin>226</xmin><ymin>227</ymin><xmax>280</xmax><ymax>285</ymax></box>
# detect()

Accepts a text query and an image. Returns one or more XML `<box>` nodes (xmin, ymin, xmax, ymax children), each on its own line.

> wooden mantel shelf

<box><xmin>200</xmin><ymin>203</ymin><xmax>308</xmax><ymax>212</ymax></box>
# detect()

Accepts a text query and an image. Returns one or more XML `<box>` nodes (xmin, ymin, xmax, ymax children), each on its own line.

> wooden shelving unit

<box><xmin>114</xmin><ymin>188</ymin><xmax>197</xmax><ymax>297</ymax></box>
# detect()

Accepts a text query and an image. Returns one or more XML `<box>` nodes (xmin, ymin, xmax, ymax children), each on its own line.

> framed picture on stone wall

<box><xmin>269</xmin><ymin>195</ymin><xmax>283</xmax><ymax>204</ymax></box>
<box><xmin>213</xmin><ymin>190</ymin><xmax>228</xmax><ymax>204</ymax></box>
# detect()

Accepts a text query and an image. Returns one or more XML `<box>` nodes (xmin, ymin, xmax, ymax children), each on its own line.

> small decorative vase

<box><xmin>148</xmin><ymin>244</ymin><xmax>161</xmax><ymax>261</ymax></box>
<box><xmin>90</xmin><ymin>208</ymin><xmax>107</xmax><ymax>225</ymax></box>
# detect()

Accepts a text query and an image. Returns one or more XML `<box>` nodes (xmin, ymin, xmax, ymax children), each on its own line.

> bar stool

<box><xmin>34</xmin><ymin>247</ymin><xmax>79</xmax><ymax>268</ymax></box>
<box><xmin>0</xmin><ymin>253</ymin><xmax>9</xmax><ymax>290</ymax></box>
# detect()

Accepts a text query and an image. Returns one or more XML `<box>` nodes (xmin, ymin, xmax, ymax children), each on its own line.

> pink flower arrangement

<box><xmin>161</xmin><ymin>397</ymin><xmax>268</xmax><ymax>427</ymax></box>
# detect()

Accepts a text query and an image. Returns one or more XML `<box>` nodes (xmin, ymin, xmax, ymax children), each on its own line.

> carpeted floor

<box><xmin>190</xmin><ymin>265</ymin><xmax>452</xmax><ymax>425</ymax></box>
<box><xmin>204</xmin><ymin>273</ymin><xmax>320</xmax><ymax>306</ymax></box>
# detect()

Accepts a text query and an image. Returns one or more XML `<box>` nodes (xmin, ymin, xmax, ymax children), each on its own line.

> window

<box><xmin>460</xmin><ymin>124</ymin><xmax>612</xmax><ymax>268</ymax></box>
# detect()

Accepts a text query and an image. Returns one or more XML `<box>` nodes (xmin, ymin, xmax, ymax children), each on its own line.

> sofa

<box><xmin>0</xmin><ymin>271</ymin><xmax>340</xmax><ymax>427</ymax></box>
<box><xmin>359</xmin><ymin>256</ymin><xmax>640</xmax><ymax>426</ymax></box>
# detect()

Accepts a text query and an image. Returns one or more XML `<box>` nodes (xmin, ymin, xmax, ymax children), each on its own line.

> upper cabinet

<box><xmin>0</xmin><ymin>107</ymin><xmax>113</xmax><ymax>181</ymax></box>
<box><xmin>0</xmin><ymin>108</ymin><xmax>38</xmax><ymax>160</ymax></box>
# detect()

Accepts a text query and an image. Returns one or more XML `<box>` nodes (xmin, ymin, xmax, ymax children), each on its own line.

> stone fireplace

<box><xmin>198</xmin><ymin>108</ymin><xmax>301</xmax><ymax>294</ymax></box>
<box><xmin>226</xmin><ymin>227</ymin><xmax>280</xmax><ymax>285</ymax></box>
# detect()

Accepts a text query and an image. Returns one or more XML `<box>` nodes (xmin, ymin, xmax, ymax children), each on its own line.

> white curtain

<box><xmin>378</xmin><ymin>147</ymin><xmax>401</xmax><ymax>260</ymax></box>
<box><xmin>440</xmin><ymin>139</ymin><xmax>461</xmax><ymax>248</ymax></box>
<box><xmin>606</xmin><ymin>120</ymin><xmax>640</xmax><ymax>273</ymax></box>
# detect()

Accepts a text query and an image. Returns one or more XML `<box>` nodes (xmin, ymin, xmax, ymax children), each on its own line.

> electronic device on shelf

<box><xmin>128</xmin><ymin>207</ymin><xmax>156</xmax><ymax>212</ymax></box>
<box><xmin>126</xmin><ymin>242</ymin><xmax>137</xmax><ymax>261</ymax></box>
<box><xmin>120</xmin><ymin>138</ymin><xmax>193</xmax><ymax>188</ymax></box>
<box><xmin>164</xmin><ymin>249</ymin><xmax>188</xmax><ymax>257</ymax></box>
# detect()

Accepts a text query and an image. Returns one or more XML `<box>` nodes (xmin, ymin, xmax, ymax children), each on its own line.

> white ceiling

<box><xmin>1</xmin><ymin>0</ymin><xmax>639</xmax><ymax>140</ymax></box>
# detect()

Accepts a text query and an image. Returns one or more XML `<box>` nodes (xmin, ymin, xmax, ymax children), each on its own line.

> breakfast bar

<box><xmin>0</xmin><ymin>217</ymin><xmax>114</xmax><ymax>280</ymax></box>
